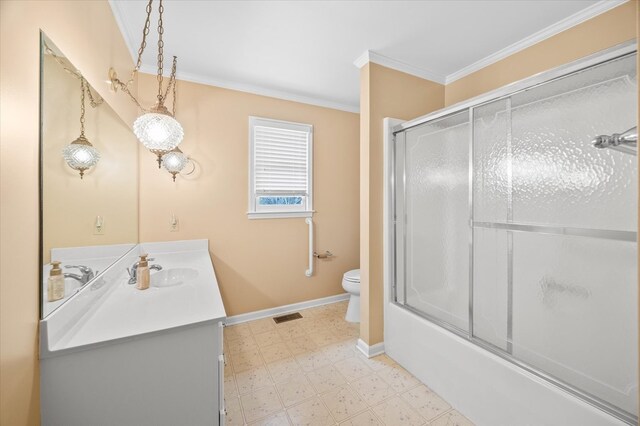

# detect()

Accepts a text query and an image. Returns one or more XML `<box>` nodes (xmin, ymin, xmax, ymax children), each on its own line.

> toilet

<box><xmin>342</xmin><ymin>269</ymin><xmax>360</xmax><ymax>323</ymax></box>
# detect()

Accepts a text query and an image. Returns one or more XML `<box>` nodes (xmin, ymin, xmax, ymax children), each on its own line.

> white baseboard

<box><xmin>356</xmin><ymin>338</ymin><xmax>385</xmax><ymax>358</ymax></box>
<box><xmin>225</xmin><ymin>293</ymin><xmax>350</xmax><ymax>325</ymax></box>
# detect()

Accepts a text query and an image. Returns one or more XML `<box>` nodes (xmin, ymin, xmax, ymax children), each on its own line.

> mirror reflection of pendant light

<box><xmin>62</xmin><ymin>78</ymin><xmax>100</xmax><ymax>179</ymax></box>
<box><xmin>108</xmin><ymin>0</ymin><xmax>183</xmax><ymax>167</ymax></box>
<box><xmin>161</xmin><ymin>147</ymin><xmax>189</xmax><ymax>181</ymax></box>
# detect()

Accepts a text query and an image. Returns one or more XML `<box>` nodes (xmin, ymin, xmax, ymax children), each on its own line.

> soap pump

<box><xmin>47</xmin><ymin>261</ymin><xmax>65</xmax><ymax>302</ymax></box>
<box><xmin>136</xmin><ymin>254</ymin><xmax>150</xmax><ymax>290</ymax></box>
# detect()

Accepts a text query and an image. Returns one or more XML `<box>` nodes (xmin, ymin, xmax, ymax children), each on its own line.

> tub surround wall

<box><xmin>0</xmin><ymin>1</ymin><xmax>136</xmax><ymax>424</ymax></box>
<box><xmin>136</xmin><ymin>73</ymin><xmax>360</xmax><ymax>317</ymax></box>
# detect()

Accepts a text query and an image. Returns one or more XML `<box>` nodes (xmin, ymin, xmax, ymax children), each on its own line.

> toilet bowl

<box><xmin>342</xmin><ymin>269</ymin><xmax>360</xmax><ymax>323</ymax></box>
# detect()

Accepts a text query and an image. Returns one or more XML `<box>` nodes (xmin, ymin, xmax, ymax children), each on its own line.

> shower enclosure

<box><xmin>390</xmin><ymin>43</ymin><xmax>637</xmax><ymax>424</ymax></box>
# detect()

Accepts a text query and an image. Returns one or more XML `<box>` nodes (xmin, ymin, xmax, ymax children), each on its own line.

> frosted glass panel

<box><xmin>511</xmin><ymin>57</ymin><xmax>637</xmax><ymax>231</ymax></box>
<box><xmin>471</xmin><ymin>53</ymin><xmax>638</xmax><ymax>418</ymax></box>
<box><xmin>474</xmin><ymin>55</ymin><xmax>638</xmax><ymax>231</ymax></box>
<box><xmin>512</xmin><ymin>233</ymin><xmax>638</xmax><ymax>415</ymax></box>
<box><xmin>472</xmin><ymin>228</ymin><xmax>508</xmax><ymax>350</ymax></box>
<box><xmin>403</xmin><ymin>112</ymin><xmax>469</xmax><ymax>331</ymax></box>
<box><xmin>473</xmin><ymin>99</ymin><xmax>510</xmax><ymax>223</ymax></box>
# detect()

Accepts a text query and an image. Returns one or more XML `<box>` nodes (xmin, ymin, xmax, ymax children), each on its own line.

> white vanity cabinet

<box><xmin>40</xmin><ymin>240</ymin><xmax>227</xmax><ymax>426</ymax></box>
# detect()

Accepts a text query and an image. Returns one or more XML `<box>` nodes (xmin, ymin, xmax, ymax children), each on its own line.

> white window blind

<box><xmin>254</xmin><ymin>125</ymin><xmax>309</xmax><ymax>196</ymax></box>
<box><xmin>249</xmin><ymin>117</ymin><xmax>313</xmax><ymax>219</ymax></box>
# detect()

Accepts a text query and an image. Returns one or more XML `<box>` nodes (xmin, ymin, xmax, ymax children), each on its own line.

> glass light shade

<box><xmin>62</xmin><ymin>135</ymin><xmax>100</xmax><ymax>178</ymax></box>
<box><xmin>133</xmin><ymin>108</ymin><xmax>184</xmax><ymax>152</ymax></box>
<box><xmin>162</xmin><ymin>148</ymin><xmax>189</xmax><ymax>181</ymax></box>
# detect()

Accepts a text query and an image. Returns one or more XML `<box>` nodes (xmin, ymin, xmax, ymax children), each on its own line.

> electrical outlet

<box><xmin>94</xmin><ymin>216</ymin><xmax>105</xmax><ymax>235</ymax></box>
<box><xmin>170</xmin><ymin>214</ymin><xmax>179</xmax><ymax>232</ymax></box>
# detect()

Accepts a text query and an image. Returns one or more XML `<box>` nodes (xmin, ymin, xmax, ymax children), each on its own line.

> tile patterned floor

<box><xmin>224</xmin><ymin>300</ymin><xmax>474</xmax><ymax>426</ymax></box>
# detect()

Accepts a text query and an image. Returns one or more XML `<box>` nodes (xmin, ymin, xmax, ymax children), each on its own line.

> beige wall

<box><xmin>0</xmin><ymin>1</ymin><xmax>135</xmax><ymax>424</ymax></box>
<box><xmin>445</xmin><ymin>1</ymin><xmax>637</xmax><ymax>106</ymax></box>
<box><xmin>42</xmin><ymin>55</ymin><xmax>138</xmax><ymax>263</ymax></box>
<box><xmin>137</xmin><ymin>74</ymin><xmax>360</xmax><ymax>316</ymax></box>
<box><xmin>359</xmin><ymin>63</ymin><xmax>445</xmax><ymax>345</ymax></box>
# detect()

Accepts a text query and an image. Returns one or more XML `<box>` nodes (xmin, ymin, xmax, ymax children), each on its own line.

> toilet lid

<box><xmin>343</xmin><ymin>269</ymin><xmax>360</xmax><ymax>283</ymax></box>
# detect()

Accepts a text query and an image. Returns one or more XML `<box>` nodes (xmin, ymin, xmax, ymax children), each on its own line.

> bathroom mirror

<box><xmin>39</xmin><ymin>33</ymin><xmax>139</xmax><ymax>318</ymax></box>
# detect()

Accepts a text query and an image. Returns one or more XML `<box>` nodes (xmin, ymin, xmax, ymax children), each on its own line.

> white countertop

<box><xmin>40</xmin><ymin>240</ymin><xmax>226</xmax><ymax>357</ymax></box>
<box><xmin>43</xmin><ymin>254</ymin><xmax>128</xmax><ymax>317</ymax></box>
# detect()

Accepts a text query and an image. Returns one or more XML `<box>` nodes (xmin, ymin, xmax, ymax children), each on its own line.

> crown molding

<box><xmin>353</xmin><ymin>50</ymin><xmax>447</xmax><ymax>84</ymax></box>
<box><xmin>139</xmin><ymin>65</ymin><xmax>359</xmax><ymax>113</ymax></box>
<box><xmin>445</xmin><ymin>0</ymin><xmax>629</xmax><ymax>84</ymax></box>
<box><xmin>353</xmin><ymin>51</ymin><xmax>371</xmax><ymax>69</ymax></box>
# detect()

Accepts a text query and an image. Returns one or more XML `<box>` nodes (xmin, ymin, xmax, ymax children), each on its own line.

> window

<box><xmin>248</xmin><ymin>117</ymin><xmax>313</xmax><ymax>219</ymax></box>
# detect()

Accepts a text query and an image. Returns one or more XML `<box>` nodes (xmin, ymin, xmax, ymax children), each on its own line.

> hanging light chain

<box><xmin>44</xmin><ymin>43</ymin><xmax>81</xmax><ymax>79</ymax></box>
<box><xmin>121</xmin><ymin>0</ymin><xmax>152</xmax><ymax>108</ymax></box>
<box><xmin>107</xmin><ymin>0</ymin><xmax>152</xmax><ymax>112</ymax></box>
<box><xmin>156</xmin><ymin>0</ymin><xmax>165</xmax><ymax>103</ymax></box>
<box><xmin>120</xmin><ymin>0</ymin><xmax>154</xmax><ymax>92</ymax></box>
<box><xmin>134</xmin><ymin>0</ymin><xmax>153</xmax><ymax>73</ymax></box>
<box><xmin>85</xmin><ymin>83</ymin><xmax>103</xmax><ymax>108</ymax></box>
<box><xmin>172</xmin><ymin>57</ymin><xmax>178</xmax><ymax>116</ymax></box>
<box><xmin>162</xmin><ymin>55</ymin><xmax>178</xmax><ymax>116</ymax></box>
<box><xmin>44</xmin><ymin>41</ymin><xmax>104</xmax><ymax>109</ymax></box>
<box><xmin>110</xmin><ymin>0</ymin><xmax>181</xmax><ymax>118</ymax></box>
<box><xmin>79</xmin><ymin>78</ymin><xmax>86</xmax><ymax>136</ymax></box>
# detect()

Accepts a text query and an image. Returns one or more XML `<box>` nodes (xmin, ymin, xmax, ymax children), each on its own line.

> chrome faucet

<box><xmin>127</xmin><ymin>259</ymin><xmax>163</xmax><ymax>285</ymax></box>
<box><xmin>64</xmin><ymin>265</ymin><xmax>96</xmax><ymax>286</ymax></box>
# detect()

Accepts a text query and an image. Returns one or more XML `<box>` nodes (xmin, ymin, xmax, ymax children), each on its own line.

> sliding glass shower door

<box><xmin>473</xmin><ymin>53</ymin><xmax>638</xmax><ymax>417</ymax></box>
<box><xmin>395</xmin><ymin>112</ymin><xmax>470</xmax><ymax>332</ymax></box>
<box><xmin>393</xmin><ymin>50</ymin><xmax>637</xmax><ymax>422</ymax></box>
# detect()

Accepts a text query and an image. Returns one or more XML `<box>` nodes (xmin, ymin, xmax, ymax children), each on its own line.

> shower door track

<box><xmin>390</xmin><ymin>39</ymin><xmax>638</xmax><ymax>426</ymax></box>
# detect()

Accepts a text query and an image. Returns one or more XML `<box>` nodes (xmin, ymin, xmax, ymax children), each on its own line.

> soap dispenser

<box><xmin>47</xmin><ymin>261</ymin><xmax>65</xmax><ymax>302</ymax></box>
<box><xmin>136</xmin><ymin>254</ymin><xmax>150</xmax><ymax>290</ymax></box>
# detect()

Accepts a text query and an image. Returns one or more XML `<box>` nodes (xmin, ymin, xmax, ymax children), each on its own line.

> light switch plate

<box><xmin>170</xmin><ymin>214</ymin><xmax>179</xmax><ymax>232</ymax></box>
<box><xmin>93</xmin><ymin>216</ymin><xmax>105</xmax><ymax>235</ymax></box>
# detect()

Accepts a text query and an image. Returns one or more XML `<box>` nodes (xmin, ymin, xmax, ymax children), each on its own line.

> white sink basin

<box><xmin>151</xmin><ymin>268</ymin><xmax>199</xmax><ymax>288</ymax></box>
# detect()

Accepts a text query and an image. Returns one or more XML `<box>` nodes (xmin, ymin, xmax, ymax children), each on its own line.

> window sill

<box><xmin>247</xmin><ymin>211</ymin><xmax>314</xmax><ymax>220</ymax></box>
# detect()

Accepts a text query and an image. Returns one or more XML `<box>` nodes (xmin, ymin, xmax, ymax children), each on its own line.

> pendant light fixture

<box><xmin>161</xmin><ymin>147</ymin><xmax>190</xmax><ymax>181</ymax></box>
<box><xmin>62</xmin><ymin>77</ymin><xmax>100</xmax><ymax>179</ymax></box>
<box><xmin>109</xmin><ymin>0</ymin><xmax>183</xmax><ymax>167</ymax></box>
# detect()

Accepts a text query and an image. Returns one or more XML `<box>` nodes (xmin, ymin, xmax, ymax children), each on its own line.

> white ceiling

<box><xmin>109</xmin><ymin>0</ymin><xmax>619</xmax><ymax>112</ymax></box>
